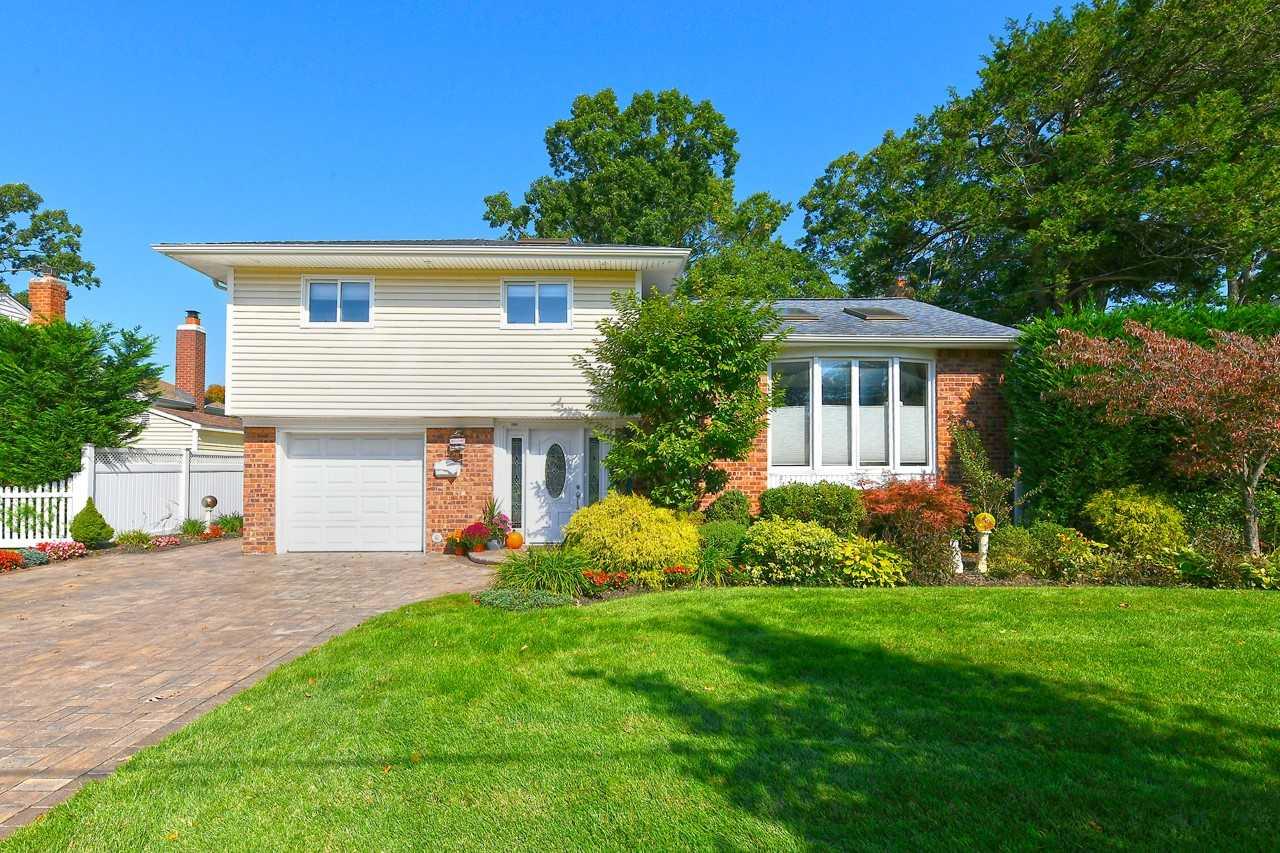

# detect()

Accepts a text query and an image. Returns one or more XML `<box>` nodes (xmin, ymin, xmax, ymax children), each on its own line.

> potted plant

<box><xmin>461</xmin><ymin>522</ymin><xmax>491</xmax><ymax>552</ymax></box>
<box><xmin>481</xmin><ymin>498</ymin><xmax>512</xmax><ymax>550</ymax></box>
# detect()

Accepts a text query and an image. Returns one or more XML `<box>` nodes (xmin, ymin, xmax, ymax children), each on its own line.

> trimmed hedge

<box><xmin>1008</xmin><ymin>303</ymin><xmax>1280</xmax><ymax>527</ymax></box>
<box><xmin>757</xmin><ymin>482</ymin><xmax>865</xmax><ymax>535</ymax></box>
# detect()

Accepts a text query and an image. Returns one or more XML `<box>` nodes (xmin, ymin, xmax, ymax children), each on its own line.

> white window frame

<box><xmin>500</xmin><ymin>278</ymin><xmax>574</xmax><ymax>329</ymax></box>
<box><xmin>301</xmin><ymin>276</ymin><xmax>375</xmax><ymax>328</ymax></box>
<box><xmin>767</xmin><ymin>355</ymin><xmax>936</xmax><ymax>476</ymax></box>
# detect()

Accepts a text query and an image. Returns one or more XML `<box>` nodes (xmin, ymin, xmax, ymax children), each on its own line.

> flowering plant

<box><xmin>0</xmin><ymin>550</ymin><xmax>23</xmax><ymax>572</ymax></box>
<box><xmin>149</xmin><ymin>535</ymin><xmax>181</xmax><ymax>549</ymax></box>
<box><xmin>36</xmin><ymin>541</ymin><xmax>87</xmax><ymax>560</ymax></box>
<box><xmin>481</xmin><ymin>498</ymin><xmax>512</xmax><ymax>540</ymax></box>
<box><xmin>200</xmin><ymin>525</ymin><xmax>225</xmax><ymax>541</ymax></box>
<box><xmin>460</xmin><ymin>522</ymin><xmax>491</xmax><ymax>548</ymax></box>
<box><xmin>582</xmin><ymin>569</ymin><xmax>630</xmax><ymax>591</ymax></box>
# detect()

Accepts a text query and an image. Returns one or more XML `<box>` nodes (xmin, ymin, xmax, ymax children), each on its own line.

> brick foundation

<box><xmin>242</xmin><ymin>427</ymin><xmax>277</xmax><ymax>554</ymax></box>
<box><xmin>425</xmin><ymin>428</ymin><xmax>494</xmax><ymax>552</ymax></box>
<box><xmin>936</xmin><ymin>349</ymin><xmax>1010</xmax><ymax>481</ymax></box>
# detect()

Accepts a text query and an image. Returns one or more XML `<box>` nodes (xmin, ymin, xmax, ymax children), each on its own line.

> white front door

<box><xmin>284</xmin><ymin>433</ymin><xmax>424</xmax><ymax>552</ymax></box>
<box><xmin>527</xmin><ymin>428</ymin><xmax>583</xmax><ymax>543</ymax></box>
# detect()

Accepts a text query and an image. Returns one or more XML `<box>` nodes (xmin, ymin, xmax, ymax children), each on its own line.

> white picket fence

<box><xmin>0</xmin><ymin>446</ymin><xmax>244</xmax><ymax>547</ymax></box>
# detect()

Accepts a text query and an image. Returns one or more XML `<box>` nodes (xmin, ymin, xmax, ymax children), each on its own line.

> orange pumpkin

<box><xmin>506</xmin><ymin>531</ymin><xmax>525</xmax><ymax>550</ymax></box>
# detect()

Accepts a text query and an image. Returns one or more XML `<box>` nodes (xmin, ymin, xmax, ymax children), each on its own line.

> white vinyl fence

<box><xmin>0</xmin><ymin>446</ymin><xmax>243</xmax><ymax>547</ymax></box>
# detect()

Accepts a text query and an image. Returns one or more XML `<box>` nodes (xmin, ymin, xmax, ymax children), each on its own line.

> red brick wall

<box><xmin>936</xmin><ymin>349</ymin><xmax>1010</xmax><ymax>481</ymax></box>
<box><xmin>242</xmin><ymin>427</ymin><xmax>276</xmax><ymax>554</ymax></box>
<box><xmin>27</xmin><ymin>277</ymin><xmax>67</xmax><ymax>325</ymax></box>
<box><xmin>701</xmin><ymin>426</ymin><xmax>769</xmax><ymax>512</ymax></box>
<box><xmin>175</xmin><ymin>324</ymin><xmax>207</xmax><ymax>410</ymax></box>
<box><xmin>425</xmin><ymin>428</ymin><xmax>494</xmax><ymax>552</ymax></box>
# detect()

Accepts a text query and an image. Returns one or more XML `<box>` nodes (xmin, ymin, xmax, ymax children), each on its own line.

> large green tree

<box><xmin>800</xmin><ymin>0</ymin><xmax>1280</xmax><ymax>324</ymax></box>
<box><xmin>680</xmin><ymin>192</ymin><xmax>843</xmax><ymax>300</ymax></box>
<box><xmin>0</xmin><ymin>320</ymin><xmax>160</xmax><ymax>486</ymax></box>
<box><xmin>1</xmin><ymin>183</ymin><xmax>100</xmax><ymax>291</ymax></box>
<box><xmin>486</xmin><ymin>88</ymin><xmax>843</xmax><ymax>299</ymax></box>
<box><xmin>577</xmin><ymin>291</ymin><xmax>782</xmax><ymax>508</ymax></box>
<box><xmin>484</xmin><ymin>89</ymin><xmax>739</xmax><ymax>256</ymax></box>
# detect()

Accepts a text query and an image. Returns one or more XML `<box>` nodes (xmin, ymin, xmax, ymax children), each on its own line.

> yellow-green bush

<box><xmin>563</xmin><ymin>493</ymin><xmax>699</xmax><ymax>574</ymax></box>
<box><xmin>738</xmin><ymin>518</ymin><xmax>841</xmax><ymax>585</ymax></box>
<box><xmin>1083</xmin><ymin>486</ymin><xmax>1188</xmax><ymax>556</ymax></box>
<box><xmin>834</xmin><ymin>537</ymin><xmax>909</xmax><ymax>587</ymax></box>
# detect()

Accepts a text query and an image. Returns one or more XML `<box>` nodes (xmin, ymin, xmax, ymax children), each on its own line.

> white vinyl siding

<box><xmin>0</xmin><ymin>294</ymin><xmax>29</xmax><ymax>323</ymax></box>
<box><xmin>197</xmin><ymin>429</ymin><xmax>245</xmax><ymax>454</ymax></box>
<box><xmin>131</xmin><ymin>411</ymin><xmax>195</xmax><ymax>451</ymax></box>
<box><xmin>228</xmin><ymin>269</ymin><xmax>634</xmax><ymax>418</ymax></box>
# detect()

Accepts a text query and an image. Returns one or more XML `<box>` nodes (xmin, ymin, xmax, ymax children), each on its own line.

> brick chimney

<box><xmin>175</xmin><ymin>310</ymin><xmax>207</xmax><ymax>411</ymax></box>
<box><xmin>28</xmin><ymin>275</ymin><xmax>68</xmax><ymax>325</ymax></box>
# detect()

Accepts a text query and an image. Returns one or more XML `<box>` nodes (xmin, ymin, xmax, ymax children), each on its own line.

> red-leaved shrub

<box><xmin>863</xmin><ymin>479</ymin><xmax>970</xmax><ymax>584</ymax></box>
<box><xmin>863</xmin><ymin>479</ymin><xmax>970</xmax><ymax>533</ymax></box>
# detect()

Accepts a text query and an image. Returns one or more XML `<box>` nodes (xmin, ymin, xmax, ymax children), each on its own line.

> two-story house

<box><xmin>154</xmin><ymin>239</ymin><xmax>1018</xmax><ymax>555</ymax></box>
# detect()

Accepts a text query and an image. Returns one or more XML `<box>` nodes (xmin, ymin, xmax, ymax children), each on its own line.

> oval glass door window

<box><xmin>545</xmin><ymin>443</ymin><xmax>566</xmax><ymax>498</ymax></box>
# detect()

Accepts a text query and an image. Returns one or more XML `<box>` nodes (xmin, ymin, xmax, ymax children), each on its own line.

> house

<box><xmin>23</xmin><ymin>276</ymin><xmax>243</xmax><ymax>454</ymax></box>
<box><xmin>153</xmin><ymin>240</ymin><xmax>1017</xmax><ymax>555</ymax></box>
<box><xmin>0</xmin><ymin>291</ymin><xmax>31</xmax><ymax>324</ymax></box>
<box><xmin>132</xmin><ymin>311</ymin><xmax>244</xmax><ymax>454</ymax></box>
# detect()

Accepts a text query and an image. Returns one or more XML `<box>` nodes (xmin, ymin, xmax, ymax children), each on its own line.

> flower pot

<box><xmin>487</xmin><ymin>538</ymin><xmax>504</xmax><ymax>551</ymax></box>
<box><xmin>472</xmin><ymin>542</ymin><xmax>486</xmax><ymax>553</ymax></box>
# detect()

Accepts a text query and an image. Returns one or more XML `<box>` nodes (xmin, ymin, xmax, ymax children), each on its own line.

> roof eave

<box><xmin>152</xmin><ymin>242</ymin><xmax>691</xmax><ymax>287</ymax></box>
<box><xmin>778</xmin><ymin>334</ymin><xmax>1020</xmax><ymax>349</ymax></box>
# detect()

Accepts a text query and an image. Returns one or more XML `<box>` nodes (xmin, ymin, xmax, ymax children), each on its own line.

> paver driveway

<box><xmin>0</xmin><ymin>540</ymin><xmax>490</xmax><ymax>836</ymax></box>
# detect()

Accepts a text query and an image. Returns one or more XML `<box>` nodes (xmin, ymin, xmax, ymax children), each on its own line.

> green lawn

<box><xmin>10</xmin><ymin>589</ymin><xmax>1280</xmax><ymax>851</ymax></box>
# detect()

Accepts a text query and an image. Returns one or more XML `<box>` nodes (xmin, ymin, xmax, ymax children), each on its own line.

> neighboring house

<box><xmin>133</xmin><ymin>310</ymin><xmax>243</xmax><ymax>453</ymax></box>
<box><xmin>0</xmin><ymin>291</ymin><xmax>32</xmax><ymax>323</ymax></box>
<box><xmin>21</xmin><ymin>276</ymin><xmax>243</xmax><ymax>454</ymax></box>
<box><xmin>154</xmin><ymin>240</ymin><xmax>1017</xmax><ymax>555</ymax></box>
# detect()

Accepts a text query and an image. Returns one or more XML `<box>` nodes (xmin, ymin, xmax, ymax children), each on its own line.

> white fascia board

<box><xmin>151</xmin><ymin>243</ymin><xmax>691</xmax><ymax>288</ymax></box>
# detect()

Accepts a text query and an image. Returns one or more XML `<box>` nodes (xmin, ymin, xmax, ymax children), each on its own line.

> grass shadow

<box><xmin>579</xmin><ymin>613</ymin><xmax>1280</xmax><ymax>849</ymax></box>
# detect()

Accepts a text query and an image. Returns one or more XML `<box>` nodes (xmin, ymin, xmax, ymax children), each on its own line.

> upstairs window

<box><xmin>503</xmin><ymin>281</ymin><xmax>571</xmax><ymax>327</ymax></box>
<box><xmin>306</xmin><ymin>279</ymin><xmax>372</xmax><ymax>325</ymax></box>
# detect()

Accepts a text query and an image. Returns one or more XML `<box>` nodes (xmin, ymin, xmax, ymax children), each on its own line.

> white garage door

<box><xmin>284</xmin><ymin>434</ymin><xmax>424</xmax><ymax>552</ymax></box>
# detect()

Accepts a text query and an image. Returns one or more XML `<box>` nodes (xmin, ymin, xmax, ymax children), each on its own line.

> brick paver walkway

<box><xmin>0</xmin><ymin>540</ymin><xmax>490</xmax><ymax>836</ymax></box>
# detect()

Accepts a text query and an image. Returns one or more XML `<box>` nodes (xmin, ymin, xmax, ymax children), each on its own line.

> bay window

<box><xmin>770</xmin><ymin>362</ymin><xmax>811</xmax><ymax>466</ymax></box>
<box><xmin>769</xmin><ymin>357</ymin><xmax>933</xmax><ymax>471</ymax></box>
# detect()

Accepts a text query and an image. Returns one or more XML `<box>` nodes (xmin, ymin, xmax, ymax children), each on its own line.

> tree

<box><xmin>484</xmin><ymin>89</ymin><xmax>739</xmax><ymax>257</ymax></box>
<box><xmin>0</xmin><ymin>319</ymin><xmax>160</xmax><ymax>486</ymax></box>
<box><xmin>205</xmin><ymin>384</ymin><xmax>226</xmax><ymax>405</ymax></box>
<box><xmin>680</xmin><ymin>193</ymin><xmax>844</xmax><ymax>300</ymax></box>
<box><xmin>1</xmin><ymin>184</ymin><xmax>100</xmax><ymax>289</ymax></box>
<box><xmin>1046</xmin><ymin>320</ymin><xmax>1280</xmax><ymax>554</ymax></box>
<box><xmin>577</xmin><ymin>291</ymin><xmax>782</xmax><ymax>508</ymax></box>
<box><xmin>800</xmin><ymin>0</ymin><xmax>1280</xmax><ymax>324</ymax></box>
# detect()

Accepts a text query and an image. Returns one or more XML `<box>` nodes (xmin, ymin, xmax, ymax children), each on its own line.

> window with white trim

<box><xmin>503</xmin><ymin>281</ymin><xmax>570</xmax><ymax>326</ymax></box>
<box><xmin>769</xmin><ymin>358</ymin><xmax>933</xmax><ymax>470</ymax></box>
<box><xmin>306</xmin><ymin>279</ymin><xmax>372</xmax><ymax>324</ymax></box>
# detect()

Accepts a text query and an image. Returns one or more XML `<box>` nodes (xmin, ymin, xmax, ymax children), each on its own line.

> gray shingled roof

<box><xmin>773</xmin><ymin>298</ymin><xmax>1020</xmax><ymax>341</ymax></box>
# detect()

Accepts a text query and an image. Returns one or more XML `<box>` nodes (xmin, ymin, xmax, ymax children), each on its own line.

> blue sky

<box><xmin>2</xmin><ymin>0</ymin><xmax>1058</xmax><ymax>383</ymax></box>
